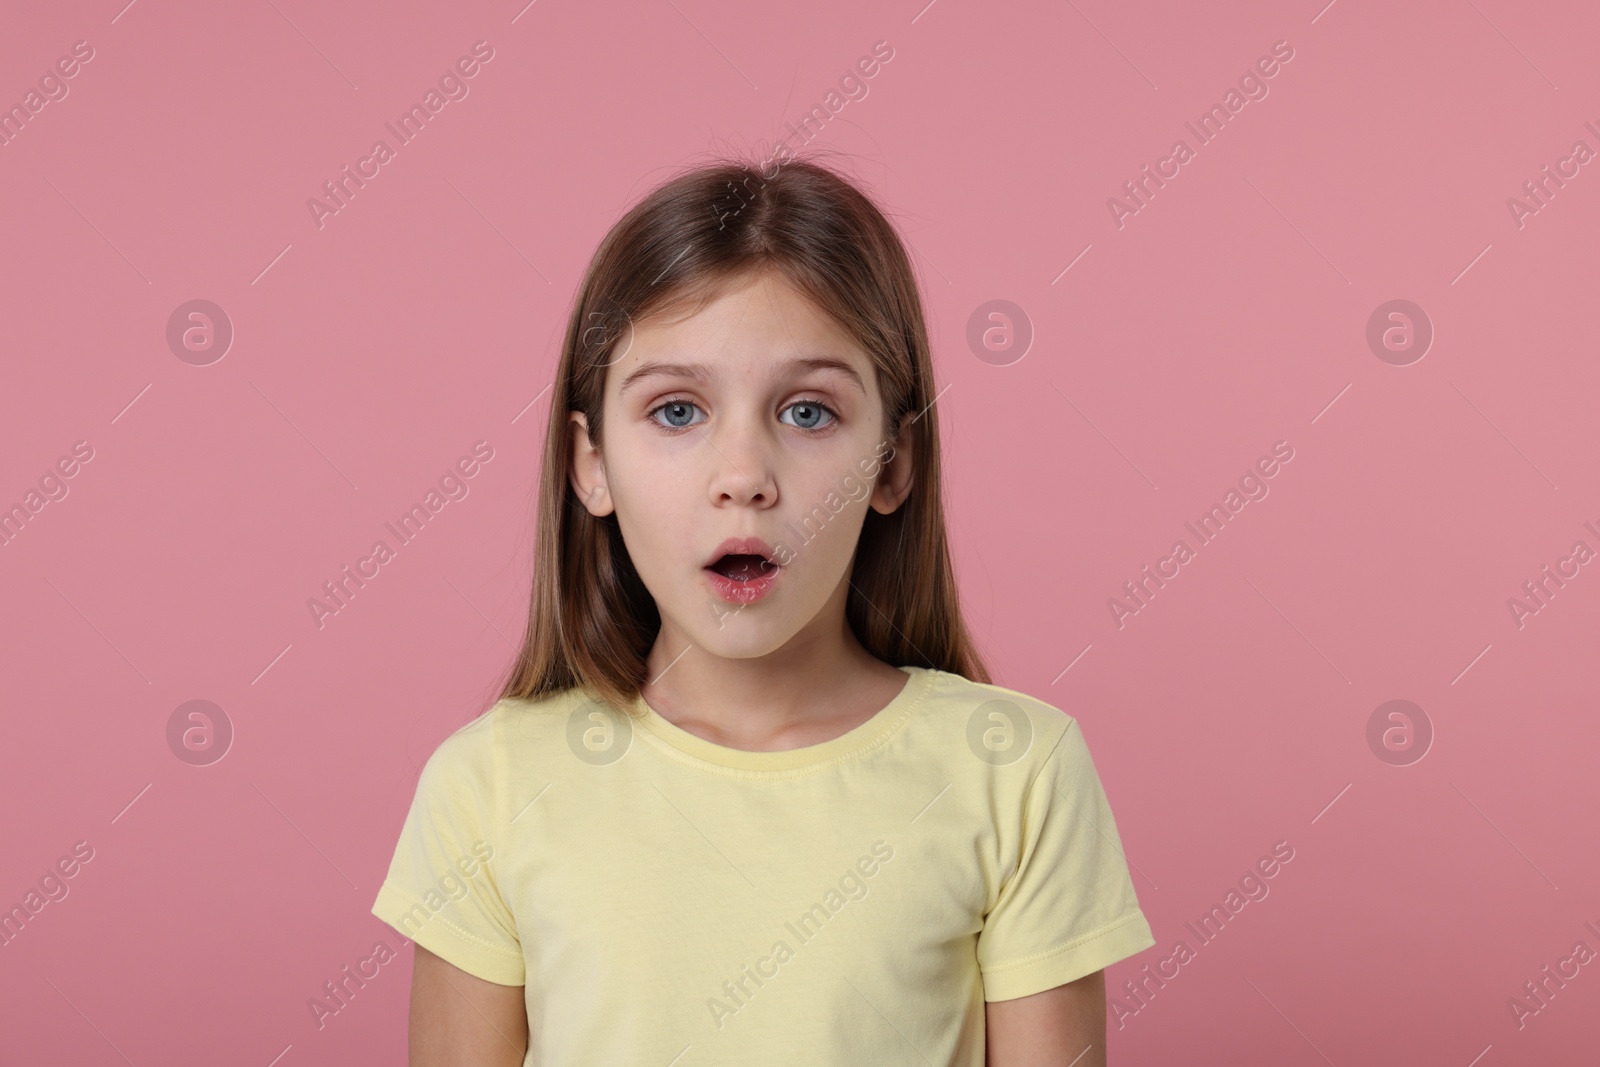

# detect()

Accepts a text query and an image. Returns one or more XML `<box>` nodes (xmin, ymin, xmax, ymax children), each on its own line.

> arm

<box><xmin>410</xmin><ymin>945</ymin><xmax>529</xmax><ymax>1066</ymax></box>
<box><xmin>985</xmin><ymin>968</ymin><xmax>1106</xmax><ymax>1067</ymax></box>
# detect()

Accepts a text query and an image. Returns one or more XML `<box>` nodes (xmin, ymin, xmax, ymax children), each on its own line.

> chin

<box><xmin>691</xmin><ymin>619</ymin><xmax>794</xmax><ymax>660</ymax></box>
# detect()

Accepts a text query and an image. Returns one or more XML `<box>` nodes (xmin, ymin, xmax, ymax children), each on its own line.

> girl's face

<box><xmin>569</xmin><ymin>268</ymin><xmax>914</xmax><ymax>662</ymax></box>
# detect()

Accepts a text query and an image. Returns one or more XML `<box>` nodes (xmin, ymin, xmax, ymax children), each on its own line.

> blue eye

<box><xmin>650</xmin><ymin>399</ymin><xmax>704</xmax><ymax>429</ymax></box>
<box><xmin>781</xmin><ymin>399</ymin><xmax>836</xmax><ymax>431</ymax></box>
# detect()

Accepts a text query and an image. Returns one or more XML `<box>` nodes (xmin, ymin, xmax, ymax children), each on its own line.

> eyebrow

<box><xmin>616</xmin><ymin>355</ymin><xmax>866</xmax><ymax>396</ymax></box>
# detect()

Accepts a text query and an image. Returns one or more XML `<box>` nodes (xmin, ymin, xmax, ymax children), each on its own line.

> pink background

<box><xmin>3</xmin><ymin>0</ymin><xmax>1598</xmax><ymax>1062</ymax></box>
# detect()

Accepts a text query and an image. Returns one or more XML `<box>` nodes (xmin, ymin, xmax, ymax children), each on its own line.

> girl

<box><xmin>373</xmin><ymin>153</ymin><xmax>1154</xmax><ymax>1066</ymax></box>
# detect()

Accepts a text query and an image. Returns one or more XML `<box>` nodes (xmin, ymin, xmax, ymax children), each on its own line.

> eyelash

<box><xmin>648</xmin><ymin>397</ymin><xmax>839</xmax><ymax>434</ymax></box>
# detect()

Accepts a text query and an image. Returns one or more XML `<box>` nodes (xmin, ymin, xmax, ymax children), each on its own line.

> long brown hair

<box><xmin>494</xmin><ymin>150</ymin><xmax>990</xmax><ymax>715</ymax></box>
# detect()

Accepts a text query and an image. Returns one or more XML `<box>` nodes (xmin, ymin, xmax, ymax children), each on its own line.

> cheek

<box><xmin>607</xmin><ymin>447</ymin><xmax>697</xmax><ymax>565</ymax></box>
<box><xmin>607</xmin><ymin>430</ymin><xmax>676</xmax><ymax>498</ymax></box>
<box><xmin>786</xmin><ymin>473</ymin><xmax>870</xmax><ymax>562</ymax></box>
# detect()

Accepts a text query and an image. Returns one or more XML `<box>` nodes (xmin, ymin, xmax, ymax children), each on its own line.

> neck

<box><xmin>640</xmin><ymin>590</ymin><xmax>901</xmax><ymax>751</ymax></box>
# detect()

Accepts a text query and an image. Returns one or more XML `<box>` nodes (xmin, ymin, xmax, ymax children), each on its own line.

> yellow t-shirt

<box><xmin>371</xmin><ymin>665</ymin><xmax>1154</xmax><ymax>1064</ymax></box>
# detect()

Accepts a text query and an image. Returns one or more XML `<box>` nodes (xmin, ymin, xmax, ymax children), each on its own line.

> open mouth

<box><xmin>706</xmin><ymin>554</ymin><xmax>779</xmax><ymax>582</ymax></box>
<box><xmin>702</xmin><ymin>537</ymin><xmax>782</xmax><ymax>603</ymax></box>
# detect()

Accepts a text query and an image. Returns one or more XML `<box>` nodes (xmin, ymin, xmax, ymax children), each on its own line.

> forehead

<box><xmin>607</xmin><ymin>271</ymin><xmax>873</xmax><ymax>391</ymax></box>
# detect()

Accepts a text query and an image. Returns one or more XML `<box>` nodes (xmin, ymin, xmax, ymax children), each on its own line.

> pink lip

<box><xmin>703</xmin><ymin>536</ymin><xmax>778</xmax><ymax>568</ymax></box>
<box><xmin>703</xmin><ymin>536</ymin><xmax>781</xmax><ymax>605</ymax></box>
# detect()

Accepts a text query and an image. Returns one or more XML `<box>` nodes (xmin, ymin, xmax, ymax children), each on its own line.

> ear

<box><xmin>869</xmin><ymin>425</ymin><xmax>914</xmax><ymax>515</ymax></box>
<box><xmin>568</xmin><ymin>411</ymin><xmax>615</xmax><ymax>516</ymax></box>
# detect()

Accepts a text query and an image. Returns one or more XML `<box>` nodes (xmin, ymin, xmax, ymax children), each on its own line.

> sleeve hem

<box><xmin>980</xmin><ymin>910</ymin><xmax>1156</xmax><ymax>1002</ymax></box>
<box><xmin>371</xmin><ymin>881</ymin><xmax>526</xmax><ymax>987</ymax></box>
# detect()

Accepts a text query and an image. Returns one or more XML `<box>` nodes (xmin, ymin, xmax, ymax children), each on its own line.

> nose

<box><xmin>704</xmin><ymin>411</ymin><xmax>778</xmax><ymax>508</ymax></box>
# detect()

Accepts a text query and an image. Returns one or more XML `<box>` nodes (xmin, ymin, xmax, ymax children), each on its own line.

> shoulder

<box><xmin>914</xmin><ymin>668</ymin><xmax>1081</xmax><ymax>775</ymax></box>
<box><xmin>923</xmin><ymin>668</ymin><xmax>1076</xmax><ymax>721</ymax></box>
<box><xmin>417</xmin><ymin>689</ymin><xmax>585</xmax><ymax>790</ymax></box>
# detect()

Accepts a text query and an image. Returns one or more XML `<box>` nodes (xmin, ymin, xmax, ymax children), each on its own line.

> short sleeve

<box><xmin>371</xmin><ymin>710</ymin><xmax>525</xmax><ymax>985</ymax></box>
<box><xmin>976</xmin><ymin>718</ymin><xmax>1155</xmax><ymax>1001</ymax></box>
